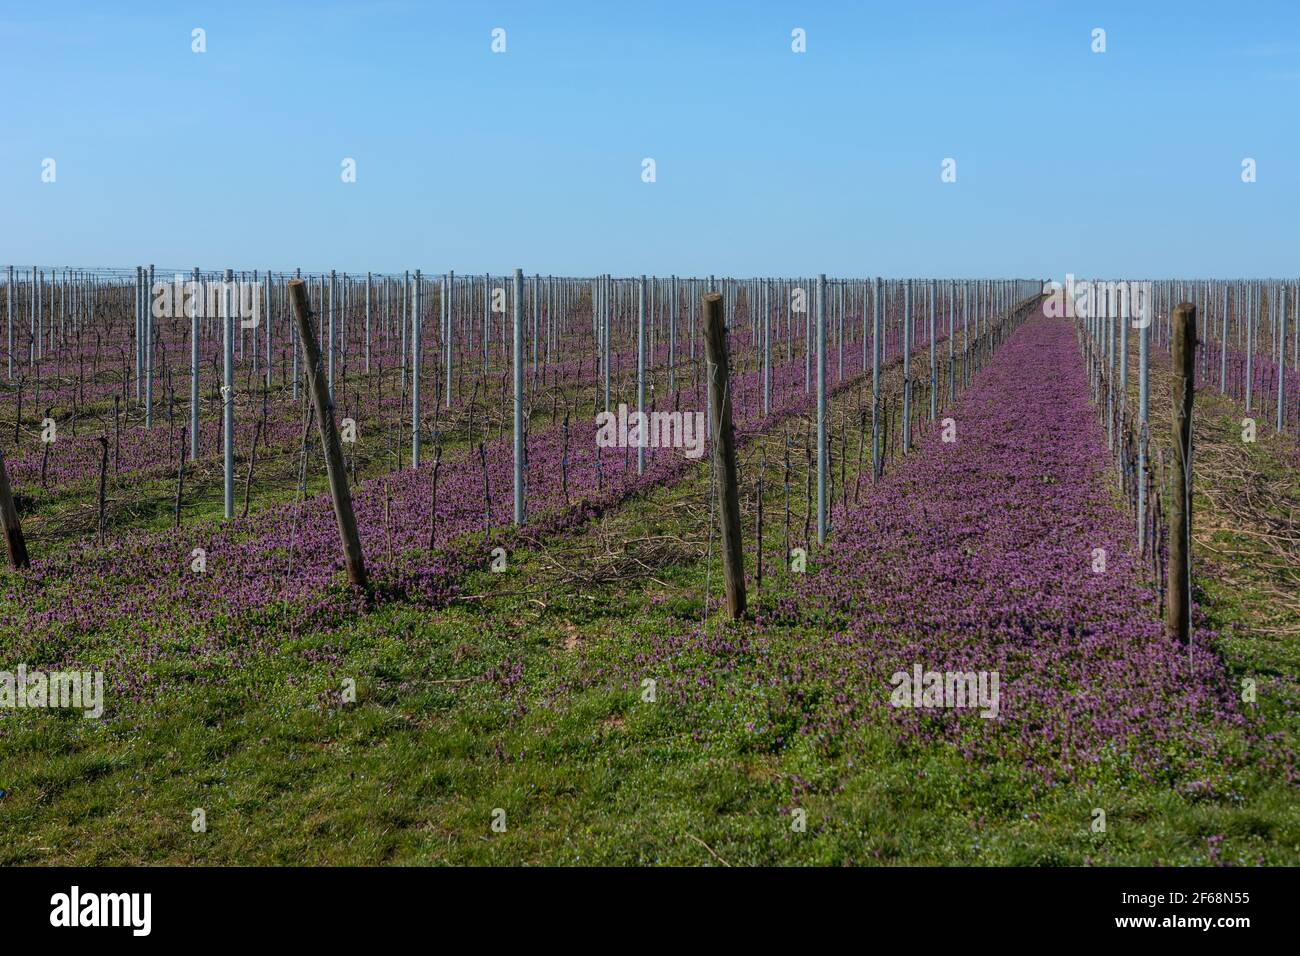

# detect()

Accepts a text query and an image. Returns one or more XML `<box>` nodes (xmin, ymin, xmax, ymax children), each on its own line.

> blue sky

<box><xmin>2</xmin><ymin>1</ymin><xmax>1296</xmax><ymax>277</ymax></box>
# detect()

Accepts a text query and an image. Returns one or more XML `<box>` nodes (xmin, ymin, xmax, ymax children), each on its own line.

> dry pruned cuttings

<box><xmin>1138</xmin><ymin>353</ymin><xmax>1300</xmax><ymax>607</ymax></box>
<box><xmin>1190</xmin><ymin>421</ymin><xmax>1300</xmax><ymax>621</ymax></box>
<box><xmin>535</xmin><ymin>523</ymin><xmax>702</xmax><ymax>586</ymax></box>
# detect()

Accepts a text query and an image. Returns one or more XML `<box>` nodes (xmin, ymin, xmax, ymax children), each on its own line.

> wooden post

<box><xmin>702</xmin><ymin>292</ymin><xmax>746</xmax><ymax>619</ymax></box>
<box><xmin>0</xmin><ymin>441</ymin><xmax>29</xmax><ymax>568</ymax></box>
<box><xmin>428</xmin><ymin>442</ymin><xmax>442</xmax><ymax>551</ymax></box>
<box><xmin>241</xmin><ymin>418</ymin><xmax>262</xmax><ymax>519</ymax></box>
<box><xmin>1167</xmin><ymin>302</ymin><xmax>1195</xmax><ymax>645</ymax></box>
<box><xmin>98</xmin><ymin>435</ymin><xmax>110</xmax><ymax>542</ymax></box>
<box><xmin>172</xmin><ymin>428</ymin><xmax>184</xmax><ymax>529</ymax></box>
<box><xmin>288</xmin><ymin>279</ymin><xmax>367</xmax><ymax>590</ymax></box>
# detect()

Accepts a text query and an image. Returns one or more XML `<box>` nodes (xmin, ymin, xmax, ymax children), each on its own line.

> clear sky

<box><xmin>2</xmin><ymin>1</ymin><xmax>1296</xmax><ymax>278</ymax></box>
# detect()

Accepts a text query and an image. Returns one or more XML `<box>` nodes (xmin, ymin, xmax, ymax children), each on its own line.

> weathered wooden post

<box><xmin>0</xmin><ymin>441</ymin><xmax>29</xmax><ymax>568</ymax></box>
<box><xmin>288</xmin><ymin>279</ymin><xmax>368</xmax><ymax>590</ymax></box>
<box><xmin>97</xmin><ymin>434</ymin><xmax>109</xmax><ymax>543</ymax></box>
<box><xmin>1167</xmin><ymin>302</ymin><xmax>1195</xmax><ymax>645</ymax></box>
<box><xmin>702</xmin><ymin>292</ymin><xmax>746</xmax><ymax>620</ymax></box>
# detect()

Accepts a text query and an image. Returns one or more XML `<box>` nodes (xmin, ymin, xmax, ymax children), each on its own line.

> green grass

<box><xmin>2</xmin><ymin>337</ymin><xmax>1298</xmax><ymax>866</ymax></box>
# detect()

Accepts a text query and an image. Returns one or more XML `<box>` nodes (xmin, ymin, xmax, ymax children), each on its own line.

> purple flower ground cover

<box><xmin>794</xmin><ymin>311</ymin><xmax>1248</xmax><ymax>785</ymax></box>
<box><xmin>6</xmin><ymin>299</ymin><xmax>1295</xmax><ymax>865</ymax></box>
<box><xmin>1</xmin><ymin>330</ymin><xmax>881</xmax><ymax>710</ymax></box>
<box><xmin>587</xmin><ymin>309</ymin><xmax>1289</xmax><ymax>793</ymax></box>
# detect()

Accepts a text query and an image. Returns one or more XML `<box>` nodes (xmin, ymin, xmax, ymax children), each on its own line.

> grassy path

<box><xmin>4</xmin><ymin>302</ymin><xmax>1294</xmax><ymax>865</ymax></box>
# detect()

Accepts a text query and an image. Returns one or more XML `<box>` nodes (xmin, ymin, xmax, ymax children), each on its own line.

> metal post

<box><xmin>412</xmin><ymin>269</ymin><xmax>421</xmax><ymax>469</ymax></box>
<box><xmin>534</xmin><ymin>275</ymin><xmax>541</xmax><ymax>386</ymax></box>
<box><xmin>670</xmin><ymin>274</ymin><xmax>678</xmax><ymax>395</ymax></box>
<box><xmin>1119</xmin><ymin>284</ymin><xmax>1129</xmax><ymax>424</ymax></box>
<box><xmin>1107</xmin><ymin>288</ymin><xmax>1115</xmax><ymax>450</ymax></box>
<box><xmin>134</xmin><ymin>267</ymin><xmax>142</xmax><ymax>399</ymax></box>
<box><xmin>947</xmin><ymin>279</ymin><xmax>955</xmax><ymax>402</ymax></box>
<box><xmin>603</xmin><ymin>275</ymin><xmax>611</xmax><ymax>413</ymax></box>
<box><xmin>191</xmin><ymin>267</ymin><xmax>200</xmax><ymax>461</ymax></box>
<box><xmin>872</xmin><ymin>277</ymin><xmax>882</xmax><ymax>481</ymax></box>
<box><xmin>328</xmin><ymin>269</ymin><xmax>336</xmax><ymax>397</ymax></box>
<box><xmin>222</xmin><ymin>268</ymin><xmax>235</xmax><ymax>520</ymax></box>
<box><xmin>5</xmin><ymin>265</ymin><xmax>11</xmax><ymax>379</ymax></box>
<box><xmin>143</xmin><ymin>263</ymin><xmax>154</xmax><ymax>424</ymax></box>
<box><xmin>838</xmin><ymin>274</ymin><xmax>845</xmax><ymax>369</ymax></box>
<box><xmin>762</xmin><ymin>278</ymin><xmax>770</xmax><ymax>415</ymax></box>
<box><xmin>928</xmin><ymin>278</ymin><xmax>937</xmax><ymax>420</ymax></box>
<box><xmin>1245</xmin><ymin>284</ymin><xmax>1254</xmax><ymax>411</ymax></box>
<box><xmin>1138</xmin><ymin>295</ymin><xmax>1149</xmax><ymax>554</ymax></box>
<box><xmin>1168</xmin><ymin>303</ymin><xmax>1195</xmax><ymax>647</ymax></box>
<box><xmin>637</xmin><ymin>275</ymin><xmax>646</xmax><ymax>475</ymax></box>
<box><xmin>445</xmin><ymin>270</ymin><xmax>454</xmax><ymax>409</ymax></box>
<box><xmin>902</xmin><ymin>279</ymin><xmax>912</xmax><ymax>452</ymax></box>
<box><xmin>400</xmin><ymin>271</ymin><xmax>408</xmax><ymax>402</ymax></box>
<box><xmin>816</xmin><ymin>274</ymin><xmax>827</xmax><ymax>544</ymax></box>
<box><xmin>513</xmin><ymin>268</ymin><xmax>525</xmax><ymax>525</ymax></box>
<box><xmin>265</xmin><ymin>270</ymin><xmax>273</xmax><ymax>389</ymax></box>
<box><xmin>1278</xmin><ymin>286</ymin><xmax>1288</xmax><ymax>432</ymax></box>
<box><xmin>804</xmin><ymin>277</ymin><xmax>811</xmax><ymax>393</ymax></box>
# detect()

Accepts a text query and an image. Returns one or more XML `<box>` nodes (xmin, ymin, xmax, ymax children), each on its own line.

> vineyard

<box><xmin>0</xmin><ymin>269</ymin><xmax>1295</xmax><ymax>865</ymax></box>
